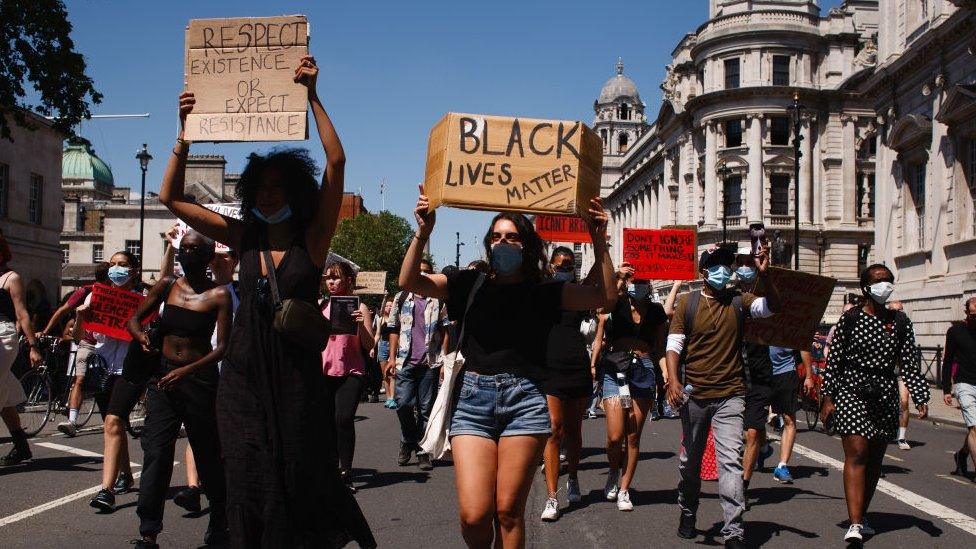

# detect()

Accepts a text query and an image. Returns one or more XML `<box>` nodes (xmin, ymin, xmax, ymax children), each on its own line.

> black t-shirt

<box><xmin>446</xmin><ymin>269</ymin><xmax>563</xmax><ymax>379</ymax></box>
<box><xmin>546</xmin><ymin>310</ymin><xmax>590</xmax><ymax>371</ymax></box>
<box><xmin>607</xmin><ymin>297</ymin><xmax>668</xmax><ymax>347</ymax></box>
<box><xmin>943</xmin><ymin>323</ymin><xmax>976</xmax><ymax>392</ymax></box>
<box><xmin>742</xmin><ymin>341</ymin><xmax>772</xmax><ymax>386</ymax></box>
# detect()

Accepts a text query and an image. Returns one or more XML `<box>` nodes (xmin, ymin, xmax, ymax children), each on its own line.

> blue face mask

<box><xmin>705</xmin><ymin>265</ymin><xmax>732</xmax><ymax>290</ymax></box>
<box><xmin>491</xmin><ymin>243</ymin><xmax>523</xmax><ymax>276</ymax></box>
<box><xmin>107</xmin><ymin>265</ymin><xmax>131</xmax><ymax>287</ymax></box>
<box><xmin>552</xmin><ymin>270</ymin><xmax>575</xmax><ymax>283</ymax></box>
<box><xmin>736</xmin><ymin>266</ymin><xmax>756</xmax><ymax>282</ymax></box>
<box><xmin>251</xmin><ymin>205</ymin><xmax>292</xmax><ymax>225</ymax></box>
<box><xmin>627</xmin><ymin>283</ymin><xmax>651</xmax><ymax>301</ymax></box>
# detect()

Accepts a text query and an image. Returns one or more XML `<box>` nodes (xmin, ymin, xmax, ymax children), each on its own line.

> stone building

<box><xmin>0</xmin><ymin>111</ymin><xmax>67</xmax><ymax>307</ymax></box>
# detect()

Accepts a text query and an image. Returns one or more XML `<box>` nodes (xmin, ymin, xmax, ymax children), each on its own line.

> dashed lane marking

<box><xmin>35</xmin><ymin>441</ymin><xmax>141</xmax><ymax>467</ymax></box>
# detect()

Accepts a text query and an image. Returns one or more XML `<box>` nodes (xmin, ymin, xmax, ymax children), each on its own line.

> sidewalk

<box><xmin>915</xmin><ymin>388</ymin><xmax>968</xmax><ymax>428</ymax></box>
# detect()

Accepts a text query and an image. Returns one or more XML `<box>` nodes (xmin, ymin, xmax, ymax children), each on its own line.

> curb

<box><xmin>913</xmin><ymin>411</ymin><xmax>967</xmax><ymax>429</ymax></box>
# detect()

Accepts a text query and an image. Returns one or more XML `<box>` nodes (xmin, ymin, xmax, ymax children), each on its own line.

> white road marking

<box><xmin>884</xmin><ymin>453</ymin><xmax>905</xmax><ymax>462</ymax></box>
<box><xmin>936</xmin><ymin>474</ymin><xmax>976</xmax><ymax>488</ymax></box>
<box><xmin>790</xmin><ymin>442</ymin><xmax>976</xmax><ymax>536</ymax></box>
<box><xmin>36</xmin><ymin>442</ymin><xmax>141</xmax><ymax>467</ymax></box>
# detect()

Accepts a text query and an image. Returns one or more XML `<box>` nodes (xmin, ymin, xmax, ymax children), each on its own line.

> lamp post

<box><xmin>717</xmin><ymin>164</ymin><xmax>732</xmax><ymax>245</ymax></box>
<box><xmin>816</xmin><ymin>229</ymin><xmax>825</xmax><ymax>276</ymax></box>
<box><xmin>455</xmin><ymin>231</ymin><xmax>465</xmax><ymax>267</ymax></box>
<box><xmin>135</xmin><ymin>143</ymin><xmax>152</xmax><ymax>266</ymax></box>
<box><xmin>787</xmin><ymin>92</ymin><xmax>805</xmax><ymax>271</ymax></box>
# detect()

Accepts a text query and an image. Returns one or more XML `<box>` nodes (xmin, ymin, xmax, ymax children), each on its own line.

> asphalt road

<box><xmin>0</xmin><ymin>400</ymin><xmax>974</xmax><ymax>548</ymax></box>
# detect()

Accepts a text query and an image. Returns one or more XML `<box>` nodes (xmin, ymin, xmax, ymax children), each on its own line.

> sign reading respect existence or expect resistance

<box><xmin>534</xmin><ymin>215</ymin><xmax>592</xmax><ymax>244</ymax></box>
<box><xmin>84</xmin><ymin>284</ymin><xmax>152</xmax><ymax>342</ymax></box>
<box><xmin>622</xmin><ymin>228</ymin><xmax>698</xmax><ymax>280</ymax></box>
<box><xmin>745</xmin><ymin>267</ymin><xmax>837</xmax><ymax>350</ymax></box>
<box><xmin>184</xmin><ymin>15</ymin><xmax>310</xmax><ymax>142</ymax></box>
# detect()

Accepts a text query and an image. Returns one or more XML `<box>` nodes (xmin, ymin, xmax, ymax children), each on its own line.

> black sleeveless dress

<box><xmin>216</xmin><ymin>223</ymin><xmax>375</xmax><ymax>548</ymax></box>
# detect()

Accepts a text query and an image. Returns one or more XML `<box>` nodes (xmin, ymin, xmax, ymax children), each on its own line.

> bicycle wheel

<box><xmin>126</xmin><ymin>397</ymin><xmax>147</xmax><ymax>438</ymax></box>
<box><xmin>801</xmin><ymin>393</ymin><xmax>820</xmax><ymax>432</ymax></box>
<box><xmin>17</xmin><ymin>370</ymin><xmax>52</xmax><ymax>437</ymax></box>
<box><xmin>75</xmin><ymin>353</ymin><xmax>106</xmax><ymax>428</ymax></box>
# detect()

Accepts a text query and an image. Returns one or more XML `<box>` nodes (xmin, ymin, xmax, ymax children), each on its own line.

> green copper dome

<box><xmin>62</xmin><ymin>139</ymin><xmax>114</xmax><ymax>185</ymax></box>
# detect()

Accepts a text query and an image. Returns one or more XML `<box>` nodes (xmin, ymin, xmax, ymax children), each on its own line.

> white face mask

<box><xmin>866</xmin><ymin>281</ymin><xmax>894</xmax><ymax>304</ymax></box>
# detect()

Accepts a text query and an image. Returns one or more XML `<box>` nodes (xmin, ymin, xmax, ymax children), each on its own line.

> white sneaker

<box><xmin>567</xmin><ymin>477</ymin><xmax>581</xmax><ymax>503</ymax></box>
<box><xmin>860</xmin><ymin>522</ymin><xmax>876</xmax><ymax>536</ymax></box>
<box><xmin>604</xmin><ymin>471</ymin><xmax>620</xmax><ymax>501</ymax></box>
<box><xmin>541</xmin><ymin>497</ymin><xmax>559</xmax><ymax>521</ymax></box>
<box><xmin>897</xmin><ymin>439</ymin><xmax>911</xmax><ymax>450</ymax></box>
<box><xmin>844</xmin><ymin>524</ymin><xmax>864</xmax><ymax>542</ymax></box>
<box><xmin>616</xmin><ymin>489</ymin><xmax>633</xmax><ymax>511</ymax></box>
<box><xmin>57</xmin><ymin>421</ymin><xmax>78</xmax><ymax>437</ymax></box>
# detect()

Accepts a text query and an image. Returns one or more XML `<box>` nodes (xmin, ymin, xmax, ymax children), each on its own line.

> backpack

<box><xmin>679</xmin><ymin>290</ymin><xmax>746</xmax><ymax>385</ymax></box>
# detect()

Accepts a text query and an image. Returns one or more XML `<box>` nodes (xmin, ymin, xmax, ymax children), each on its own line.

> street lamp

<box><xmin>816</xmin><ymin>229</ymin><xmax>825</xmax><ymax>276</ymax></box>
<box><xmin>455</xmin><ymin>231</ymin><xmax>465</xmax><ymax>267</ymax></box>
<box><xmin>786</xmin><ymin>92</ymin><xmax>805</xmax><ymax>271</ymax></box>
<box><xmin>135</xmin><ymin>143</ymin><xmax>152</xmax><ymax>267</ymax></box>
<box><xmin>717</xmin><ymin>164</ymin><xmax>732</xmax><ymax>245</ymax></box>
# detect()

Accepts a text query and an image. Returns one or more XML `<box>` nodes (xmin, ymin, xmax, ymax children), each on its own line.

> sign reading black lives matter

<box><xmin>423</xmin><ymin>113</ymin><xmax>603</xmax><ymax>218</ymax></box>
<box><xmin>184</xmin><ymin>15</ymin><xmax>309</xmax><ymax>142</ymax></box>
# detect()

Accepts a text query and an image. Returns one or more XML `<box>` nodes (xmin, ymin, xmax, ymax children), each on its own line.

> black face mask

<box><xmin>177</xmin><ymin>249</ymin><xmax>212</xmax><ymax>272</ymax></box>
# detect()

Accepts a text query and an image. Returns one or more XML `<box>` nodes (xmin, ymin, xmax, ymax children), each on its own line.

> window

<box><xmin>723</xmin><ymin>175</ymin><xmax>742</xmax><ymax>217</ymax></box>
<box><xmin>619</xmin><ymin>103</ymin><xmax>631</xmax><ymax>121</ymax></box>
<box><xmin>76</xmin><ymin>206</ymin><xmax>86</xmax><ymax>232</ymax></box>
<box><xmin>698</xmin><ymin>68</ymin><xmax>705</xmax><ymax>93</ymax></box>
<box><xmin>858</xmin><ymin>173</ymin><xmax>876</xmax><ymax>218</ymax></box>
<box><xmin>770</xmin><ymin>175</ymin><xmax>791</xmax><ymax>215</ymax></box>
<box><xmin>724</xmin><ymin>58</ymin><xmax>740</xmax><ymax>89</ymax></box>
<box><xmin>969</xmin><ymin>138</ymin><xmax>976</xmax><ymax>234</ymax></box>
<box><xmin>619</xmin><ymin>133</ymin><xmax>629</xmax><ymax>153</ymax></box>
<box><xmin>909</xmin><ymin>162</ymin><xmax>926</xmax><ymax>243</ymax></box>
<box><xmin>0</xmin><ymin>163</ymin><xmax>8</xmax><ymax>218</ymax></box>
<box><xmin>62</xmin><ymin>245</ymin><xmax>70</xmax><ymax>265</ymax></box>
<box><xmin>770</xmin><ymin>117</ymin><xmax>791</xmax><ymax>146</ymax></box>
<box><xmin>858</xmin><ymin>136</ymin><xmax>877</xmax><ymax>159</ymax></box>
<box><xmin>92</xmin><ymin>244</ymin><xmax>103</xmax><ymax>263</ymax></box>
<box><xmin>857</xmin><ymin>244</ymin><xmax>870</xmax><ymax>276</ymax></box>
<box><xmin>725</xmin><ymin>119</ymin><xmax>742</xmax><ymax>147</ymax></box>
<box><xmin>773</xmin><ymin>55</ymin><xmax>791</xmax><ymax>86</ymax></box>
<box><xmin>600</xmin><ymin>129</ymin><xmax>608</xmax><ymax>146</ymax></box>
<box><xmin>28</xmin><ymin>174</ymin><xmax>42</xmax><ymax>225</ymax></box>
<box><xmin>125</xmin><ymin>239</ymin><xmax>142</xmax><ymax>260</ymax></box>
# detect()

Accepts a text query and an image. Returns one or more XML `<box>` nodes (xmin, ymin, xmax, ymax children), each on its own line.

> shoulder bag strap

<box><xmin>259</xmin><ymin>230</ymin><xmax>283</xmax><ymax>311</ymax></box>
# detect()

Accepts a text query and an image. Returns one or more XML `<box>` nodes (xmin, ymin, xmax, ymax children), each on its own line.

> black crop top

<box><xmin>158</xmin><ymin>303</ymin><xmax>217</xmax><ymax>339</ymax></box>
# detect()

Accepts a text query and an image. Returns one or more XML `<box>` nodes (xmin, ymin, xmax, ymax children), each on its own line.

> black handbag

<box><xmin>260</xmin><ymin>240</ymin><xmax>330</xmax><ymax>352</ymax></box>
<box><xmin>601</xmin><ymin>350</ymin><xmax>636</xmax><ymax>375</ymax></box>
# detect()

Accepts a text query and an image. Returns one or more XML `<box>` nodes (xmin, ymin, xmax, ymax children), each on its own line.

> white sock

<box><xmin>898</xmin><ymin>427</ymin><xmax>907</xmax><ymax>440</ymax></box>
<box><xmin>778</xmin><ymin>461</ymin><xmax>787</xmax><ymax>468</ymax></box>
<box><xmin>68</xmin><ymin>409</ymin><xmax>78</xmax><ymax>423</ymax></box>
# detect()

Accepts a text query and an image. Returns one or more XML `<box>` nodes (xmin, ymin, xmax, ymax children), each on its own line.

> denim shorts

<box><xmin>450</xmin><ymin>371</ymin><xmax>551</xmax><ymax>439</ymax></box>
<box><xmin>602</xmin><ymin>356</ymin><xmax>656</xmax><ymax>401</ymax></box>
<box><xmin>955</xmin><ymin>382</ymin><xmax>976</xmax><ymax>428</ymax></box>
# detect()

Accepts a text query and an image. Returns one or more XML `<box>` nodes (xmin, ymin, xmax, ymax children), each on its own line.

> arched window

<box><xmin>600</xmin><ymin>128</ymin><xmax>608</xmax><ymax>145</ymax></box>
<box><xmin>619</xmin><ymin>103</ymin><xmax>631</xmax><ymax>121</ymax></box>
<box><xmin>618</xmin><ymin>133</ymin><xmax>629</xmax><ymax>153</ymax></box>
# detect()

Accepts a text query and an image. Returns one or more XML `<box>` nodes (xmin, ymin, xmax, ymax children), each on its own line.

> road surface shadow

<box><xmin>0</xmin><ymin>455</ymin><xmax>98</xmax><ymax>476</ymax></box>
<box><xmin>352</xmin><ymin>467</ymin><xmax>430</xmax><ymax>490</ymax></box>
<box><xmin>574</xmin><ymin>450</ymin><xmax>676</xmax><ymax>472</ymax></box>
<box><xmin>744</xmin><ymin>520</ymin><xmax>819</xmax><ymax>546</ymax></box>
<box><xmin>750</xmin><ymin>486</ymin><xmax>843</xmax><ymax>507</ymax></box>
<box><xmin>784</xmin><ymin>464</ymin><xmax>830</xmax><ymax>480</ymax></box>
<box><xmin>835</xmin><ymin>511</ymin><xmax>944</xmax><ymax>538</ymax></box>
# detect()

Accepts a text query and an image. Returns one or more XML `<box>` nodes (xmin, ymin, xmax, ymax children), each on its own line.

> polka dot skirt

<box><xmin>822</xmin><ymin>308</ymin><xmax>930</xmax><ymax>440</ymax></box>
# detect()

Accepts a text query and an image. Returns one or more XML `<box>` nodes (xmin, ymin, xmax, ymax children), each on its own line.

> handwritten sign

<box><xmin>744</xmin><ymin>267</ymin><xmax>837</xmax><ymax>350</ymax></box>
<box><xmin>535</xmin><ymin>215</ymin><xmax>592</xmax><ymax>243</ymax></box>
<box><xmin>184</xmin><ymin>15</ymin><xmax>309</xmax><ymax>142</ymax></box>
<box><xmin>423</xmin><ymin>113</ymin><xmax>602</xmax><ymax>217</ymax></box>
<box><xmin>622</xmin><ymin>228</ymin><xmax>697</xmax><ymax>280</ymax></box>
<box><xmin>175</xmin><ymin>203</ymin><xmax>241</xmax><ymax>253</ymax></box>
<box><xmin>353</xmin><ymin>271</ymin><xmax>387</xmax><ymax>295</ymax></box>
<box><xmin>83</xmin><ymin>284</ymin><xmax>146</xmax><ymax>341</ymax></box>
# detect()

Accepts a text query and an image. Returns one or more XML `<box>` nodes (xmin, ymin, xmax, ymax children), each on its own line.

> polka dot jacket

<box><xmin>822</xmin><ymin>307</ymin><xmax>930</xmax><ymax>440</ymax></box>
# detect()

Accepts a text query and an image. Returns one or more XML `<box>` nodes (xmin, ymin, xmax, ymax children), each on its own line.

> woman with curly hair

<box><xmin>160</xmin><ymin>56</ymin><xmax>374</xmax><ymax>547</ymax></box>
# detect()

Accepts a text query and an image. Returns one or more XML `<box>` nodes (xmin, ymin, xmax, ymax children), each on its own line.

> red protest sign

<box><xmin>83</xmin><ymin>283</ymin><xmax>145</xmax><ymax>341</ymax></box>
<box><xmin>535</xmin><ymin>215</ymin><xmax>592</xmax><ymax>243</ymax></box>
<box><xmin>622</xmin><ymin>228</ymin><xmax>698</xmax><ymax>280</ymax></box>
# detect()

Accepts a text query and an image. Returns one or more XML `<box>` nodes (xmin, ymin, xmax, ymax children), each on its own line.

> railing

<box><xmin>919</xmin><ymin>345</ymin><xmax>943</xmax><ymax>386</ymax></box>
<box><xmin>857</xmin><ymin>216</ymin><xmax>875</xmax><ymax>228</ymax></box>
<box><xmin>697</xmin><ymin>10</ymin><xmax>819</xmax><ymax>40</ymax></box>
<box><xmin>768</xmin><ymin>215</ymin><xmax>794</xmax><ymax>227</ymax></box>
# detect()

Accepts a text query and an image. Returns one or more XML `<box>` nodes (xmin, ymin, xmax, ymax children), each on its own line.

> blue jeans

<box><xmin>450</xmin><ymin>372</ymin><xmax>550</xmax><ymax>439</ymax></box>
<box><xmin>396</xmin><ymin>364</ymin><xmax>439</xmax><ymax>446</ymax></box>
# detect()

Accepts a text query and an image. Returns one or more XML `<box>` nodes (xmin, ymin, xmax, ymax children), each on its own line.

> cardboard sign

<box><xmin>744</xmin><ymin>267</ymin><xmax>837</xmax><ymax>350</ymax></box>
<box><xmin>622</xmin><ymin>228</ymin><xmax>697</xmax><ymax>280</ymax></box>
<box><xmin>423</xmin><ymin>113</ymin><xmax>603</xmax><ymax>217</ymax></box>
<box><xmin>83</xmin><ymin>284</ymin><xmax>146</xmax><ymax>341</ymax></box>
<box><xmin>175</xmin><ymin>203</ymin><xmax>241</xmax><ymax>253</ymax></box>
<box><xmin>535</xmin><ymin>215</ymin><xmax>592</xmax><ymax>243</ymax></box>
<box><xmin>184</xmin><ymin>15</ymin><xmax>309</xmax><ymax>142</ymax></box>
<box><xmin>353</xmin><ymin>271</ymin><xmax>387</xmax><ymax>295</ymax></box>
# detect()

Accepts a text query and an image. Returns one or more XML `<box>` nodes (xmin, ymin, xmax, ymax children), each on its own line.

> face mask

<box><xmin>251</xmin><ymin>205</ymin><xmax>292</xmax><ymax>224</ymax></box>
<box><xmin>552</xmin><ymin>270</ymin><xmax>575</xmax><ymax>283</ymax></box>
<box><xmin>736</xmin><ymin>266</ymin><xmax>756</xmax><ymax>282</ymax></box>
<box><xmin>107</xmin><ymin>266</ymin><xmax>131</xmax><ymax>287</ymax></box>
<box><xmin>705</xmin><ymin>265</ymin><xmax>732</xmax><ymax>290</ymax></box>
<box><xmin>626</xmin><ymin>283</ymin><xmax>651</xmax><ymax>301</ymax></box>
<box><xmin>177</xmin><ymin>249</ymin><xmax>211</xmax><ymax>271</ymax></box>
<box><xmin>866</xmin><ymin>281</ymin><xmax>894</xmax><ymax>304</ymax></box>
<box><xmin>491</xmin><ymin>243</ymin><xmax>523</xmax><ymax>276</ymax></box>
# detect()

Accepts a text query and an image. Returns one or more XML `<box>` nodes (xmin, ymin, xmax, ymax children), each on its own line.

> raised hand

<box><xmin>414</xmin><ymin>184</ymin><xmax>436</xmax><ymax>238</ymax></box>
<box><xmin>585</xmin><ymin>197</ymin><xmax>609</xmax><ymax>243</ymax></box>
<box><xmin>178</xmin><ymin>92</ymin><xmax>195</xmax><ymax>136</ymax></box>
<box><xmin>754</xmin><ymin>244</ymin><xmax>771</xmax><ymax>273</ymax></box>
<box><xmin>294</xmin><ymin>55</ymin><xmax>319</xmax><ymax>94</ymax></box>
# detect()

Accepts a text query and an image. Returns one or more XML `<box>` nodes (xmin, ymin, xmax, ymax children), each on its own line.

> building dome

<box><xmin>62</xmin><ymin>138</ymin><xmax>113</xmax><ymax>185</ymax></box>
<box><xmin>598</xmin><ymin>58</ymin><xmax>641</xmax><ymax>104</ymax></box>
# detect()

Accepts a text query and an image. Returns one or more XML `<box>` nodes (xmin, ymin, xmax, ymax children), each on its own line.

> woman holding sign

<box><xmin>398</xmin><ymin>188</ymin><xmax>616</xmax><ymax>549</ymax></box>
<box><xmin>160</xmin><ymin>56</ymin><xmax>374</xmax><ymax>547</ymax></box>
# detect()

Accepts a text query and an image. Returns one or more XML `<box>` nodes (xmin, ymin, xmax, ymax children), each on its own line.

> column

<box><xmin>931</xmin><ymin>80</ymin><xmax>949</xmax><ymax>274</ymax></box>
<box><xmin>643</xmin><ymin>186</ymin><xmax>653</xmax><ymax>228</ymax></box>
<box><xmin>650</xmin><ymin>181</ymin><xmax>659</xmax><ymax>228</ymax></box>
<box><xmin>660</xmin><ymin>179</ymin><xmax>671</xmax><ymax>227</ymax></box>
<box><xmin>813</xmin><ymin>119</ymin><xmax>823</xmax><ymax>225</ymax></box>
<box><xmin>799</xmin><ymin>117</ymin><xmax>813</xmax><ymax>225</ymax></box>
<box><xmin>840</xmin><ymin>114</ymin><xmax>857</xmax><ymax>225</ymax></box>
<box><xmin>704</xmin><ymin>121</ymin><xmax>718</xmax><ymax>226</ymax></box>
<box><xmin>636</xmin><ymin>190</ymin><xmax>646</xmax><ymax>229</ymax></box>
<box><xmin>747</xmin><ymin>114</ymin><xmax>764</xmax><ymax>224</ymax></box>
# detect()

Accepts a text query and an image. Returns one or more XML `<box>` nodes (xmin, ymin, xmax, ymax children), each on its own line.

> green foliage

<box><xmin>329</xmin><ymin>211</ymin><xmax>414</xmax><ymax>296</ymax></box>
<box><xmin>0</xmin><ymin>0</ymin><xmax>102</xmax><ymax>140</ymax></box>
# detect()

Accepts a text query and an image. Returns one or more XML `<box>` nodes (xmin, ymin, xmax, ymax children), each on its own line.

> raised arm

<box><xmin>160</xmin><ymin>92</ymin><xmax>243</xmax><ymax>248</ymax></box>
<box><xmin>399</xmin><ymin>186</ymin><xmax>448</xmax><ymax>300</ymax></box>
<box><xmin>562</xmin><ymin>198</ymin><xmax>615</xmax><ymax>311</ymax></box>
<box><xmin>664</xmin><ymin>280</ymin><xmax>682</xmax><ymax>319</ymax></box>
<box><xmin>158</xmin><ymin>225</ymin><xmax>180</xmax><ymax>280</ymax></box>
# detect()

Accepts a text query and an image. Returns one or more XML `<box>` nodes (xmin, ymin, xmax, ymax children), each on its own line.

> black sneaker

<box><xmin>418</xmin><ymin>452</ymin><xmax>433</xmax><ymax>471</ymax></box>
<box><xmin>0</xmin><ymin>444</ymin><xmax>32</xmax><ymax>467</ymax></box>
<box><xmin>677</xmin><ymin>512</ymin><xmax>697</xmax><ymax>539</ymax></box>
<box><xmin>112</xmin><ymin>471</ymin><xmax>134</xmax><ymax>495</ymax></box>
<box><xmin>173</xmin><ymin>485</ymin><xmax>202</xmax><ymax>513</ymax></box>
<box><xmin>725</xmin><ymin>537</ymin><xmax>746</xmax><ymax>549</ymax></box>
<box><xmin>368</xmin><ymin>393</ymin><xmax>380</xmax><ymax>404</ymax></box>
<box><xmin>952</xmin><ymin>451</ymin><xmax>969</xmax><ymax>476</ymax></box>
<box><xmin>397</xmin><ymin>442</ymin><xmax>412</xmax><ymax>466</ymax></box>
<box><xmin>204</xmin><ymin>511</ymin><xmax>229</xmax><ymax>546</ymax></box>
<box><xmin>132</xmin><ymin>539</ymin><xmax>159</xmax><ymax>549</ymax></box>
<box><xmin>339</xmin><ymin>469</ymin><xmax>357</xmax><ymax>493</ymax></box>
<box><xmin>90</xmin><ymin>488</ymin><xmax>115</xmax><ymax>512</ymax></box>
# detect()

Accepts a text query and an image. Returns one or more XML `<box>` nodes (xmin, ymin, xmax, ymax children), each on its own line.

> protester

<box><xmin>0</xmin><ymin>238</ymin><xmax>43</xmax><ymax>467</ymax></box>
<box><xmin>160</xmin><ymin>55</ymin><xmax>375</xmax><ymax>547</ymax></box>
<box><xmin>665</xmin><ymin>245</ymin><xmax>780</xmax><ymax>548</ymax></box>
<box><xmin>885</xmin><ymin>300</ymin><xmax>914</xmax><ymax>450</ymax></box>
<box><xmin>126</xmin><ymin>230</ymin><xmax>232</xmax><ymax>548</ymax></box>
<box><xmin>372</xmin><ymin>296</ymin><xmax>397</xmax><ymax>408</ymax></box>
<box><xmin>387</xmin><ymin>259</ymin><xmax>446</xmax><ymax>471</ymax></box>
<box><xmin>322</xmin><ymin>260</ymin><xmax>375</xmax><ymax>490</ymax></box>
<box><xmin>73</xmin><ymin>251</ymin><xmax>144</xmax><ymax>510</ymax></box>
<box><xmin>540</xmin><ymin>247</ymin><xmax>596</xmax><ymax>520</ymax></box>
<box><xmin>399</xmin><ymin>187</ymin><xmax>615</xmax><ymax>548</ymax></box>
<box><xmin>820</xmin><ymin>264</ymin><xmax>930</xmax><ymax>543</ymax></box>
<box><xmin>942</xmin><ymin>296</ymin><xmax>976</xmax><ymax>478</ymax></box>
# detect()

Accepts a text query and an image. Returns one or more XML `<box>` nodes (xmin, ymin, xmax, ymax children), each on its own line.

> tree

<box><xmin>0</xmin><ymin>0</ymin><xmax>102</xmax><ymax>140</ymax></box>
<box><xmin>329</xmin><ymin>211</ymin><xmax>414</xmax><ymax>296</ymax></box>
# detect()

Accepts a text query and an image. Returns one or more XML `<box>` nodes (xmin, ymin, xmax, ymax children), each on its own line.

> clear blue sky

<box><xmin>62</xmin><ymin>0</ymin><xmax>843</xmax><ymax>268</ymax></box>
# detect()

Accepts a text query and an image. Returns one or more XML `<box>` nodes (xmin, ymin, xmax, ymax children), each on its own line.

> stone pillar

<box><xmin>635</xmin><ymin>191</ymin><xmax>644</xmax><ymax>230</ymax></box>
<box><xmin>660</xmin><ymin>179</ymin><xmax>672</xmax><ymax>226</ymax></box>
<box><xmin>799</xmin><ymin>117</ymin><xmax>813</xmax><ymax>225</ymax></box>
<box><xmin>813</xmin><ymin>118</ymin><xmax>823</xmax><ymax>225</ymax></box>
<box><xmin>747</xmin><ymin>114</ymin><xmax>764</xmax><ymax>225</ymax></box>
<box><xmin>704</xmin><ymin>121</ymin><xmax>718</xmax><ymax>226</ymax></box>
<box><xmin>931</xmin><ymin>77</ymin><xmax>950</xmax><ymax>275</ymax></box>
<box><xmin>643</xmin><ymin>186</ymin><xmax>652</xmax><ymax>228</ymax></box>
<box><xmin>841</xmin><ymin>114</ymin><xmax>857</xmax><ymax>225</ymax></box>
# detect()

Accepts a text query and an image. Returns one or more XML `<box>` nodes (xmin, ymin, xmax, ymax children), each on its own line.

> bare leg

<box><xmin>603</xmin><ymin>399</ymin><xmax>625</xmax><ymax>475</ymax></box>
<box><xmin>1</xmin><ymin>406</ymin><xmax>22</xmax><ymax>431</ymax></box>
<box><xmin>452</xmin><ymin>435</ymin><xmax>498</xmax><ymax>548</ymax></box>
<box><xmin>543</xmin><ymin>396</ymin><xmax>565</xmax><ymax>497</ymax></box>
<box><xmin>495</xmin><ymin>435</ymin><xmax>547</xmax><ymax>549</ymax></box>
<box><xmin>862</xmin><ymin>439</ymin><xmax>887</xmax><ymax>516</ymax></box>
<box><xmin>562</xmin><ymin>398</ymin><xmax>586</xmax><ymax>478</ymax></box>
<box><xmin>898</xmin><ymin>380</ymin><xmax>910</xmax><ymax>436</ymax></box>
<box><xmin>68</xmin><ymin>376</ymin><xmax>84</xmax><ymax>411</ymax></box>
<box><xmin>841</xmin><ymin>435</ymin><xmax>869</xmax><ymax>525</ymax></box>
<box><xmin>779</xmin><ymin>413</ymin><xmax>796</xmax><ymax>465</ymax></box>
<box><xmin>965</xmin><ymin>426</ymin><xmax>976</xmax><ymax>470</ymax></box>
<box><xmin>742</xmin><ymin>428</ymin><xmax>765</xmax><ymax>482</ymax></box>
<box><xmin>185</xmin><ymin>444</ymin><xmax>199</xmax><ymax>487</ymax></box>
<box><xmin>619</xmin><ymin>398</ymin><xmax>652</xmax><ymax>492</ymax></box>
<box><xmin>101</xmin><ymin>414</ymin><xmax>128</xmax><ymax>489</ymax></box>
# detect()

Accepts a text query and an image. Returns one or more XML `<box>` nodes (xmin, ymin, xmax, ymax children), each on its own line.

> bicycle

<box><xmin>796</xmin><ymin>360</ymin><xmax>824</xmax><ymax>432</ymax></box>
<box><xmin>16</xmin><ymin>336</ymin><xmax>106</xmax><ymax>437</ymax></box>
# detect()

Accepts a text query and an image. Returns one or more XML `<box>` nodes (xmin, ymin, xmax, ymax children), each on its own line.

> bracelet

<box><xmin>413</xmin><ymin>233</ymin><xmax>429</xmax><ymax>242</ymax></box>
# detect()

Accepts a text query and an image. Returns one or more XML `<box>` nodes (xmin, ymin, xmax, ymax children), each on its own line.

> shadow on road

<box><xmin>0</xmin><ymin>455</ymin><xmax>98</xmax><ymax>476</ymax></box>
<box><xmin>750</xmin><ymin>486</ymin><xmax>843</xmax><ymax>508</ymax></box>
<box><xmin>352</xmin><ymin>467</ymin><xmax>430</xmax><ymax>490</ymax></box>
